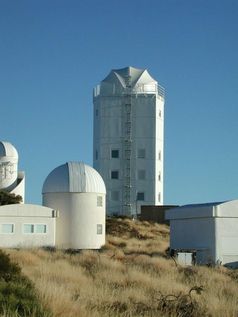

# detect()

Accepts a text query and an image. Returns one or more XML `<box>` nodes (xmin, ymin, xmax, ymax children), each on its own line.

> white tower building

<box><xmin>42</xmin><ymin>162</ymin><xmax>106</xmax><ymax>249</ymax></box>
<box><xmin>0</xmin><ymin>141</ymin><xmax>25</xmax><ymax>202</ymax></box>
<box><xmin>93</xmin><ymin>66</ymin><xmax>165</xmax><ymax>216</ymax></box>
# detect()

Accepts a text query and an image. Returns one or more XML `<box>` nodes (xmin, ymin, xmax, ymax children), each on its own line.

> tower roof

<box><xmin>42</xmin><ymin>162</ymin><xmax>106</xmax><ymax>194</ymax></box>
<box><xmin>102</xmin><ymin>66</ymin><xmax>157</xmax><ymax>88</ymax></box>
<box><xmin>94</xmin><ymin>66</ymin><xmax>164</xmax><ymax>97</ymax></box>
<box><xmin>0</xmin><ymin>141</ymin><xmax>18</xmax><ymax>159</ymax></box>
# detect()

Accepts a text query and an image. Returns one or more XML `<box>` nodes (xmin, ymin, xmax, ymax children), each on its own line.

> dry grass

<box><xmin>5</xmin><ymin>217</ymin><xmax>238</xmax><ymax>316</ymax></box>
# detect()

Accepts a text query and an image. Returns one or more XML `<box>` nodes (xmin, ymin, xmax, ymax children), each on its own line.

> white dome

<box><xmin>42</xmin><ymin>162</ymin><xmax>106</xmax><ymax>194</ymax></box>
<box><xmin>0</xmin><ymin>141</ymin><xmax>18</xmax><ymax>159</ymax></box>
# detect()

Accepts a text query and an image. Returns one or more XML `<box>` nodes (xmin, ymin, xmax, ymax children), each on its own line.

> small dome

<box><xmin>0</xmin><ymin>141</ymin><xmax>18</xmax><ymax>159</ymax></box>
<box><xmin>42</xmin><ymin>162</ymin><xmax>106</xmax><ymax>194</ymax></box>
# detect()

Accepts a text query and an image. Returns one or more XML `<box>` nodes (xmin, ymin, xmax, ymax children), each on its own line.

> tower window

<box><xmin>158</xmin><ymin>172</ymin><xmax>161</xmax><ymax>182</ymax></box>
<box><xmin>96</xmin><ymin>109</ymin><xmax>99</xmax><ymax>116</ymax></box>
<box><xmin>137</xmin><ymin>192</ymin><xmax>145</xmax><ymax>201</ymax></box>
<box><xmin>158</xmin><ymin>151</ymin><xmax>162</xmax><ymax>160</ymax></box>
<box><xmin>97</xmin><ymin>196</ymin><xmax>103</xmax><ymax>207</ymax></box>
<box><xmin>95</xmin><ymin>150</ymin><xmax>98</xmax><ymax>160</ymax></box>
<box><xmin>138</xmin><ymin>170</ymin><xmax>146</xmax><ymax>180</ymax></box>
<box><xmin>111</xmin><ymin>149</ymin><xmax>119</xmax><ymax>158</ymax></box>
<box><xmin>97</xmin><ymin>224</ymin><xmax>103</xmax><ymax>235</ymax></box>
<box><xmin>111</xmin><ymin>191</ymin><xmax>119</xmax><ymax>201</ymax></box>
<box><xmin>111</xmin><ymin>170</ymin><xmax>119</xmax><ymax>179</ymax></box>
<box><xmin>137</xmin><ymin>149</ymin><xmax>146</xmax><ymax>159</ymax></box>
<box><xmin>158</xmin><ymin>192</ymin><xmax>161</xmax><ymax>202</ymax></box>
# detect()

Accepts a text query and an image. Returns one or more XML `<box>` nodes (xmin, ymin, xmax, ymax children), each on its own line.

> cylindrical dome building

<box><xmin>42</xmin><ymin>162</ymin><xmax>106</xmax><ymax>249</ymax></box>
<box><xmin>93</xmin><ymin>66</ymin><xmax>165</xmax><ymax>217</ymax></box>
<box><xmin>0</xmin><ymin>141</ymin><xmax>25</xmax><ymax>202</ymax></box>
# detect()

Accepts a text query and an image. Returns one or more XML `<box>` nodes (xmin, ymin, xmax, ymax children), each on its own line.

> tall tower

<box><xmin>93</xmin><ymin>66</ymin><xmax>165</xmax><ymax>216</ymax></box>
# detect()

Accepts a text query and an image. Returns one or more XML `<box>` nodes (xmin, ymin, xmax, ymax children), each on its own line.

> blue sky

<box><xmin>0</xmin><ymin>0</ymin><xmax>237</xmax><ymax>205</ymax></box>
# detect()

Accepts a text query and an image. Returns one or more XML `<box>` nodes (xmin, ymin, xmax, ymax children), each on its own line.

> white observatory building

<box><xmin>93</xmin><ymin>66</ymin><xmax>165</xmax><ymax>216</ymax></box>
<box><xmin>42</xmin><ymin>162</ymin><xmax>106</xmax><ymax>249</ymax></box>
<box><xmin>0</xmin><ymin>141</ymin><xmax>25</xmax><ymax>202</ymax></box>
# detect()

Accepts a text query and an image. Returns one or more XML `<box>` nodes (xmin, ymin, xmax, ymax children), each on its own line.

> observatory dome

<box><xmin>0</xmin><ymin>141</ymin><xmax>18</xmax><ymax>161</ymax></box>
<box><xmin>94</xmin><ymin>66</ymin><xmax>162</xmax><ymax>97</ymax></box>
<box><xmin>42</xmin><ymin>161</ymin><xmax>106</xmax><ymax>194</ymax></box>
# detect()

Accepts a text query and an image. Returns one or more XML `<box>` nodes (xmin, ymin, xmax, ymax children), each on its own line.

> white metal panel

<box><xmin>0</xmin><ymin>141</ymin><xmax>18</xmax><ymax>159</ymax></box>
<box><xmin>0</xmin><ymin>204</ymin><xmax>56</xmax><ymax>248</ymax></box>
<box><xmin>216</xmin><ymin>200</ymin><xmax>238</xmax><ymax>217</ymax></box>
<box><xmin>166</xmin><ymin>204</ymin><xmax>216</xmax><ymax>220</ymax></box>
<box><xmin>42</xmin><ymin>162</ymin><xmax>106</xmax><ymax>194</ymax></box>
<box><xmin>0</xmin><ymin>204</ymin><xmax>55</xmax><ymax>217</ymax></box>
<box><xmin>43</xmin><ymin>192</ymin><xmax>106</xmax><ymax>249</ymax></box>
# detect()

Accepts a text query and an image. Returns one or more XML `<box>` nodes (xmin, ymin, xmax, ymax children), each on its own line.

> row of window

<box><xmin>110</xmin><ymin>170</ymin><xmax>162</xmax><ymax>181</ymax></box>
<box><xmin>1</xmin><ymin>223</ymin><xmax>104</xmax><ymax>235</ymax></box>
<box><xmin>95</xmin><ymin>149</ymin><xmax>162</xmax><ymax>160</ymax></box>
<box><xmin>0</xmin><ymin>224</ymin><xmax>47</xmax><ymax>234</ymax></box>
<box><xmin>110</xmin><ymin>191</ymin><xmax>161</xmax><ymax>202</ymax></box>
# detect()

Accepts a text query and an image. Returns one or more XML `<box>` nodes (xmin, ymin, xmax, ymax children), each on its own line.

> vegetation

<box><xmin>0</xmin><ymin>249</ymin><xmax>51</xmax><ymax>317</ymax></box>
<box><xmin>4</xmin><ymin>217</ymin><xmax>238</xmax><ymax>316</ymax></box>
<box><xmin>0</xmin><ymin>191</ymin><xmax>22</xmax><ymax>206</ymax></box>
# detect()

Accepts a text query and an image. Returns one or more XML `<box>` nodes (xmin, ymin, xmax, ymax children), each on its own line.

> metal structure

<box><xmin>42</xmin><ymin>162</ymin><xmax>106</xmax><ymax>249</ymax></box>
<box><xmin>166</xmin><ymin>200</ymin><xmax>238</xmax><ymax>268</ymax></box>
<box><xmin>0</xmin><ymin>141</ymin><xmax>25</xmax><ymax>202</ymax></box>
<box><xmin>93</xmin><ymin>66</ymin><xmax>165</xmax><ymax>216</ymax></box>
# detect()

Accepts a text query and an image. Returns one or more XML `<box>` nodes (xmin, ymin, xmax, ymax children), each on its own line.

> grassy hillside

<box><xmin>4</xmin><ymin>218</ymin><xmax>238</xmax><ymax>317</ymax></box>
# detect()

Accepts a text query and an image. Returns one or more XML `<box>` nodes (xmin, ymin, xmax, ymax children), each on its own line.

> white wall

<box><xmin>216</xmin><ymin>217</ymin><xmax>238</xmax><ymax>267</ymax></box>
<box><xmin>0</xmin><ymin>204</ymin><xmax>56</xmax><ymax>248</ymax></box>
<box><xmin>43</xmin><ymin>192</ymin><xmax>106</xmax><ymax>249</ymax></box>
<box><xmin>170</xmin><ymin>218</ymin><xmax>216</xmax><ymax>264</ymax></box>
<box><xmin>93</xmin><ymin>92</ymin><xmax>164</xmax><ymax>216</ymax></box>
<box><xmin>10</xmin><ymin>172</ymin><xmax>25</xmax><ymax>203</ymax></box>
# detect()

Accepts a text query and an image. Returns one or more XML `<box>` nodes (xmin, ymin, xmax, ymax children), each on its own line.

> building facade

<box><xmin>42</xmin><ymin>162</ymin><xmax>106</xmax><ymax>249</ymax></box>
<box><xmin>0</xmin><ymin>204</ymin><xmax>57</xmax><ymax>248</ymax></box>
<box><xmin>166</xmin><ymin>200</ymin><xmax>238</xmax><ymax>268</ymax></box>
<box><xmin>93</xmin><ymin>66</ymin><xmax>165</xmax><ymax>216</ymax></box>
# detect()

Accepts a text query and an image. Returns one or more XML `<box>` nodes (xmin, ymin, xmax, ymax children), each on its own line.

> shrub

<box><xmin>0</xmin><ymin>249</ymin><xmax>51</xmax><ymax>317</ymax></box>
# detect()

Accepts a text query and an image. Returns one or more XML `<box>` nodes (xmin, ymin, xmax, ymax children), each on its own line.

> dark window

<box><xmin>111</xmin><ymin>171</ymin><xmax>119</xmax><ymax>179</ymax></box>
<box><xmin>111</xmin><ymin>191</ymin><xmax>119</xmax><ymax>201</ymax></box>
<box><xmin>137</xmin><ymin>192</ymin><xmax>145</xmax><ymax>201</ymax></box>
<box><xmin>96</xmin><ymin>109</ymin><xmax>98</xmax><ymax>116</ymax></box>
<box><xmin>95</xmin><ymin>150</ymin><xmax>98</xmax><ymax>160</ymax></box>
<box><xmin>137</xmin><ymin>149</ymin><xmax>146</xmax><ymax>158</ymax></box>
<box><xmin>111</xmin><ymin>149</ymin><xmax>119</xmax><ymax>158</ymax></box>
<box><xmin>138</xmin><ymin>170</ymin><xmax>146</xmax><ymax>180</ymax></box>
<box><xmin>97</xmin><ymin>196</ymin><xmax>103</xmax><ymax>207</ymax></box>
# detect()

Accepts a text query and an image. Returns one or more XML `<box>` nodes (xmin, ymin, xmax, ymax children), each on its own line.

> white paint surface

<box><xmin>166</xmin><ymin>200</ymin><xmax>238</xmax><ymax>267</ymax></box>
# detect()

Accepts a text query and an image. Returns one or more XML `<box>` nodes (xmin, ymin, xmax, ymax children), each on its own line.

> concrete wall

<box><xmin>93</xmin><ymin>92</ymin><xmax>164</xmax><ymax>216</ymax></box>
<box><xmin>0</xmin><ymin>204</ymin><xmax>56</xmax><ymax>248</ymax></box>
<box><xmin>43</xmin><ymin>192</ymin><xmax>106</xmax><ymax>249</ymax></box>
